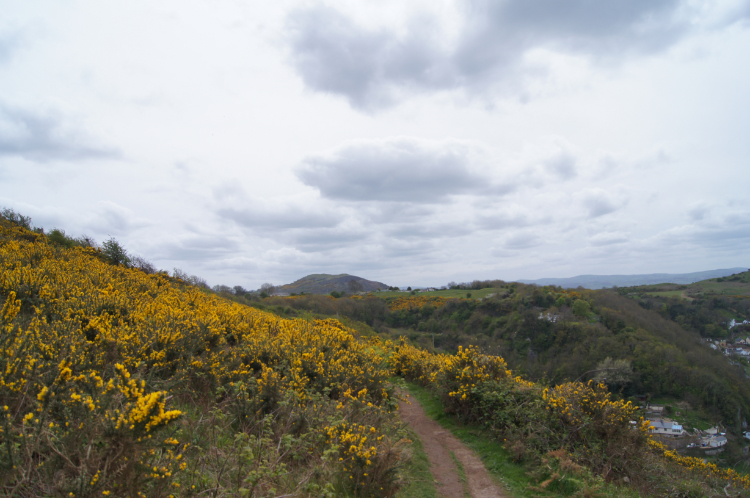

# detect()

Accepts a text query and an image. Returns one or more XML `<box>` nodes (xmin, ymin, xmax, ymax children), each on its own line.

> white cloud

<box><xmin>0</xmin><ymin>1</ymin><xmax>747</xmax><ymax>287</ymax></box>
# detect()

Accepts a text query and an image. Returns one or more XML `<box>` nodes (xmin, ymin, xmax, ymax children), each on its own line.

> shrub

<box><xmin>101</xmin><ymin>237</ymin><xmax>130</xmax><ymax>266</ymax></box>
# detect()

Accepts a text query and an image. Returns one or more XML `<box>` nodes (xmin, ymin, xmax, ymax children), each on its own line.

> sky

<box><xmin>1</xmin><ymin>0</ymin><xmax>749</xmax><ymax>289</ymax></box>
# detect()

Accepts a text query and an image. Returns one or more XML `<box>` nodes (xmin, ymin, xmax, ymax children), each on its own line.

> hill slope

<box><xmin>275</xmin><ymin>273</ymin><xmax>389</xmax><ymax>294</ymax></box>
<box><xmin>518</xmin><ymin>267</ymin><xmax>747</xmax><ymax>289</ymax></box>
<box><xmin>3</xmin><ymin>211</ymin><xmax>749</xmax><ymax>496</ymax></box>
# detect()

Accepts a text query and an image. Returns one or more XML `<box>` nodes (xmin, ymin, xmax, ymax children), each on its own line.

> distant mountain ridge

<box><xmin>517</xmin><ymin>268</ymin><xmax>747</xmax><ymax>289</ymax></box>
<box><xmin>275</xmin><ymin>273</ymin><xmax>389</xmax><ymax>295</ymax></box>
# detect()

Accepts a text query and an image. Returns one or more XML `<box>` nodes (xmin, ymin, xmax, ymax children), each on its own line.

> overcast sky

<box><xmin>1</xmin><ymin>0</ymin><xmax>749</xmax><ymax>289</ymax></box>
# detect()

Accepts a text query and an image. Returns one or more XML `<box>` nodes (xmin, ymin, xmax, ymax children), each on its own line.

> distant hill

<box><xmin>275</xmin><ymin>274</ymin><xmax>389</xmax><ymax>295</ymax></box>
<box><xmin>517</xmin><ymin>268</ymin><xmax>747</xmax><ymax>289</ymax></box>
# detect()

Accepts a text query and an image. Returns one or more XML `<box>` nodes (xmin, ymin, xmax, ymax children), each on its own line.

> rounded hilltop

<box><xmin>273</xmin><ymin>273</ymin><xmax>389</xmax><ymax>295</ymax></box>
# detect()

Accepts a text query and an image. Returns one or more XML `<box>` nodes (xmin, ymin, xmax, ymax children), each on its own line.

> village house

<box><xmin>648</xmin><ymin>419</ymin><xmax>685</xmax><ymax>437</ymax></box>
<box><xmin>701</xmin><ymin>435</ymin><xmax>728</xmax><ymax>448</ymax></box>
<box><xmin>645</xmin><ymin>404</ymin><xmax>665</xmax><ymax>419</ymax></box>
<box><xmin>538</xmin><ymin>312</ymin><xmax>560</xmax><ymax>322</ymax></box>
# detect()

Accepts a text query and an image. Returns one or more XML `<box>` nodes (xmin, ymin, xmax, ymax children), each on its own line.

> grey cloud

<box><xmin>588</xmin><ymin>231</ymin><xmax>629</xmax><ymax>246</ymax></box>
<box><xmin>578</xmin><ymin>188</ymin><xmax>624</xmax><ymax>218</ymax></box>
<box><xmin>543</xmin><ymin>153</ymin><xmax>577</xmax><ymax>180</ymax></box>
<box><xmin>458</xmin><ymin>0</ymin><xmax>686</xmax><ymax>62</ymax></box>
<box><xmin>86</xmin><ymin>202</ymin><xmax>148</xmax><ymax>235</ymax></box>
<box><xmin>289</xmin><ymin>228</ymin><xmax>371</xmax><ymax>253</ymax></box>
<box><xmin>286</xmin><ymin>1</ymin><xmax>707</xmax><ymax>109</ymax></box>
<box><xmin>0</xmin><ymin>105</ymin><xmax>119</xmax><ymax>162</ymax></box>
<box><xmin>0</xmin><ymin>33</ymin><xmax>20</xmax><ymax>64</ymax></box>
<box><xmin>476</xmin><ymin>212</ymin><xmax>533</xmax><ymax>230</ymax></box>
<box><xmin>296</xmin><ymin>138</ymin><xmax>511</xmax><ymax>203</ymax></box>
<box><xmin>158</xmin><ymin>235</ymin><xmax>241</xmax><ymax>261</ymax></box>
<box><xmin>360</xmin><ymin>203</ymin><xmax>437</xmax><ymax>225</ymax></box>
<box><xmin>384</xmin><ymin>222</ymin><xmax>474</xmax><ymax>241</ymax></box>
<box><xmin>218</xmin><ymin>207</ymin><xmax>342</xmax><ymax>230</ymax></box>
<box><xmin>688</xmin><ymin>202</ymin><xmax>710</xmax><ymax>222</ymax></box>
<box><xmin>286</xmin><ymin>7</ymin><xmax>446</xmax><ymax>109</ymax></box>
<box><xmin>651</xmin><ymin>211</ymin><xmax>750</xmax><ymax>250</ymax></box>
<box><xmin>504</xmin><ymin>232</ymin><xmax>541</xmax><ymax>250</ymax></box>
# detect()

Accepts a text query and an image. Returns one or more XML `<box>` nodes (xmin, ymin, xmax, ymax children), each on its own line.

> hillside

<box><xmin>518</xmin><ymin>268</ymin><xmax>747</xmax><ymax>289</ymax></box>
<box><xmin>268</xmin><ymin>282</ymin><xmax>750</xmax><ymax>436</ymax></box>
<box><xmin>2</xmin><ymin>210</ymin><xmax>750</xmax><ymax>496</ymax></box>
<box><xmin>624</xmin><ymin>270</ymin><xmax>750</xmax><ymax>300</ymax></box>
<box><xmin>275</xmin><ymin>273</ymin><xmax>389</xmax><ymax>294</ymax></box>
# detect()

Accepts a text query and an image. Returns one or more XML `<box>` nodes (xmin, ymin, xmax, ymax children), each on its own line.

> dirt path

<box><xmin>398</xmin><ymin>395</ymin><xmax>507</xmax><ymax>498</ymax></box>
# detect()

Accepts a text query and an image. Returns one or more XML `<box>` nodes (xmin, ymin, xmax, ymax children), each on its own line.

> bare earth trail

<box><xmin>398</xmin><ymin>396</ymin><xmax>508</xmax><ymax>498</ymax></box>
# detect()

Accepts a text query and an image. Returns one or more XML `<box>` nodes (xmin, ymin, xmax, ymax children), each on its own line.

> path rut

<box><xmin>398</xmin><ymin>395</ymin><xmax>507</xmax><ymax>498</ymax></box>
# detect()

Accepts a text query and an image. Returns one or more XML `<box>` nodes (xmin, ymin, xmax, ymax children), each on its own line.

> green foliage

<box><xmin>0</xmin><ymin>207</ymin><xmax>33</xmax><ymax>229</ymax></box>
<box><xmin>592</xmin><ymin>357</ymin><xmax>633</xmax><ymax>389</ymax></box>
<box><xmin>100</xmin><ymin>237</ymin><xmax>131</xmax><ymax>266</ymax></box>
<box><xmin>571</xmin><ymin>299</ymin><xmax>590</xmax><ymax>317</ymax></box>
<box><xmin>47</xmin><ymin>228</ymin><xmax>78</xmax><ymax>248</ymax></box>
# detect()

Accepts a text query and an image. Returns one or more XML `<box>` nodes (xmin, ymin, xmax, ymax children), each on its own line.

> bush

<box><xmin>572</xmin><ymin>299</ymin><xmax>591</xmax><ymax>317</ymax></box>
<box><xmin>101</xmin><ymin>237</ymin><xmax>130</xmax><ymax>266</ymax></box>
<box><xmin>0</xmin><ymin>222</ymin><xmax>407</xmax><ymax>497</ymax></box>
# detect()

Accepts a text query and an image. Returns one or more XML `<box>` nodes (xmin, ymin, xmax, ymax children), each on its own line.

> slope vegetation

<box><xmin>2</xmin><ymin>213</ymin><xmax>748</xmax><ymax>497</ymax></box>
<box><xmin>0</xmin><ymin>220</ymin><xmax>403</xmax><ymax>497</ymax></box>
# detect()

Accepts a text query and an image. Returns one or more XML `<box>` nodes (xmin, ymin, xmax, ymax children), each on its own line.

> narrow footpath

<box><xmin>398</xmin><ymin>395</ymin><xmax>508</xmax><ymax>498</ymax></box>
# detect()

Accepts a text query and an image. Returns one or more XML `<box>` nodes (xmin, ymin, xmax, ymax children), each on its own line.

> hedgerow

<box><xmin>385</xmin><ymin>339</ymin><xmax>750</xmax><ymax>496</ymax></box>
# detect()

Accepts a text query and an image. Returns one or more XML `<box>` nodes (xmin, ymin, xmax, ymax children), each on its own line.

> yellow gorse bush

<box><xmin>648</xmin><ymin>439</ymin><xmax>750</xmax><ymax>489</ymax></box>
<box><xmin>384</xmin><ymin>337</ymin><xmax>750</xmax><ymax>491</ymax></box>
<box><xmin>544</xmin><ymin>381</ymin><xmax>637</xmax><ymax>435</ymax></box>
<box><xmin>386</xmin><ymin>295</ymin><xmax>450</xmax><ymax>311</ymax></box>
<box><xmin>0</xmin><ymin>222</ymin><xmax>399</xmax><ymax>497</ymax></box>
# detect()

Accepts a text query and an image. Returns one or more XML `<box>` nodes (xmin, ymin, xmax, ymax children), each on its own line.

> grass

<box><xmin>647</xmin><ymin>290</ymin><xmax>688</xmax><ymax>299</ymax></box>
<box><xmin>645</xmin><ymin>397</ymin><xmax>716</xmax><ymax>431</ymax></box>
<box><xmin>373</xmin><ymin>288</ymin><xmax>505</xmax><ymax>300</ymax></box>
<box><xmin>396</xmin><ymin>428</ymin><xmax>439</xmax><ymax>498</ymax></box>
<box><xmin>449</xmin><ymin>451</ymin><xmax>471</xmax><ymax>498</ymax></box>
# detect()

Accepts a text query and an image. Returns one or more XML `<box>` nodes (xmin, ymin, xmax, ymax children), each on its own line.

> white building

<box><xmin>648</xmin><ymin>419</ymin><xmax>685</xmax><ymax>437</ymax></box>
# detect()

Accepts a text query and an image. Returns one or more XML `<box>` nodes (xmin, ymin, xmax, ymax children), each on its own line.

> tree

<box><xmin>1</xmin><ymin>207</ymin><xmax>32</xmax><ymax>229</ymax></box>
<box><xmin>75</xmin><ymin>234</ymin><xmax>97</xmax><ymax>248</ymax></box>
<box><xmin>260</xmin><ymin>283</ymin><xmax>276</xmax><ymax>296</ymax></box>
<box><xmin>101</xmin><ymin>237</ymin><xmax>130</xmax><ymax>266</ymax></box>
<box><xmin>572</xmin><ymin>299</ymin><xmax>591</xmax><ymax>317</ymax></box>
<box><xmin>592</xmin><ymin>358</ymin><xmax>633</xmax><ymax>389</ymax></box>
<box><xmin>233</xmin><ymin>285</ymin><xmax>248</xmax><ymax>296</ymax></box>
<box><xmin>47</xmin><ymin>228</ymin><xmax>76</xmax><ymax>248</ymax></box>
<box><xmin>348</xmin><ymin>279</ymin><xmax>364</xmax><ymax>293</ymax></box>
<box><xmin>130</xmin><ymin>255</ymin><xmax>156</xmax><ymax>274</ymax></box>
<box><xmin>173</xmin><ymin>268</ymin><xmax>189</xmax><ymax>280</ymax></box>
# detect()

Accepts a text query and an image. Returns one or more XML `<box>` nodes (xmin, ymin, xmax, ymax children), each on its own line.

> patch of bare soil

<box><xmin>398</xmin><ymin>395</ymin><xmax>507</xmax><ymax>498</ymax></box>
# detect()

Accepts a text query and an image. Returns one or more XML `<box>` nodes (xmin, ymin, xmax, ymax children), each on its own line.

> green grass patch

<box><xmin>449</xmin><ymin>451</ymin><xmax>471</xmax><ymax>498</ymax></box>
<box><xmin>646</xmin><ymin>290</ymin><xmax>688</xmax><ymax>299</ymax></box>
<box><xmin>646</xmin><ymin>397</ymin><xmax>716</xmax><ymax>431</ymax></box>
<box><xmin>373</xmin><ymin>288</ymin><xmax>504</xmax><ymax>300</ymax></box>
<box><xmin>396</xmin><ymin>428</ymin><xmax>439</xmax><ymax>498</ymax></box>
